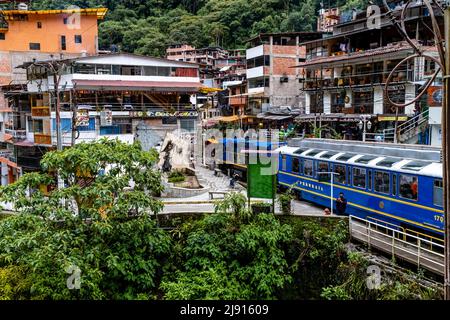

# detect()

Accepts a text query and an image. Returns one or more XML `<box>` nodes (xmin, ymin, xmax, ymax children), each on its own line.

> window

<box><xmin>246</xmin><ymin>55</ymin><xmax>270</xmax><ymax>69</ymax></box>
<box><xmin>334</xmin><ymin>164</ymin><xmax>346</xmax><ymax>184</ymax></box>
<box><xmin>248</xmin><ymin>77</ymin><xmax>270</xmax><ymax>89</ymax></box>
<box><xmin>61</xmin><ymin>35</ymin><xmax>66</xmax><ymax>51</ymax></box>
<box><xmin>74</xmin><ymin>63</ymin><xmax>96</xmax><ymax>74</ymax></box>
<box><xmin>96</xmin><ymin>64</ymin><xmax>112</xmax><ymax>75</ymax></box>
<box><xmin>0</xmin><ymin>33</ymin><xmax>4</xmax><ymax>40</ymax></box>
<box><xmin>304</xmin><ymin>159</ymin><xmax>313</xmax><ymax>177</ymax></box>
<box><xmin>180</xmin><ymin>119</ymin><xmax>195</xmax><ymax>132</ymax></box>
<box><xmin>75</xmin><ymin>35</ymin><xmax>82</xmax><ymax>44</ymax></box>
<box><xmin>434</xmin><ymin>179</ymin><xmax>443</xmax><ymax>207</ymax></box>
<box><xmin>399</xmin><ymin>175</ymin><xmax>418</xmax><ymax>201</ymax></box>
<box><xmin>162</xmin><ymin>117</ymin><xmax>177</xmax><ymax>125</ymax></box>
<box><xmin>374</xmin><ymin>171</ymin><xmax>390</xmax><ymax>194</ymax></box>
<box><xmin>63</xmin><ymin>17</ymin><xmax>68</xmax><ymax>24</ymax></box>
<box><xmin>317</xmin><ymin>161</ymin><xmax>330</xmax><ymax>182</ymax></box>
<box><xmin>392</xmin><ymin>174</ymin><xmax>397</xmax><ymax>196</ymax></box>
<box><xmin>368</xmin><ymin>170</ymin><xmax>372</xmax><ymax>190</ymax></box>
<box><xmin>336</xmin><ymin>153</ymin><xmax>357</xmax><ymax>162</ymax></box>
<box><xmin>37</xmin><ymin>21</ymin><xmax>42</xmax><ymax>28</ymax></box>
<box><xmin>281</xmin><ymin>155</ymin><xmax>286</xmax><ymax>171</ymax></box>
<box><xmin>292</xmin><ymin>158</ymin><xmax>300</xmax><ymax>174</ymax></box>
<box><xmin>353</xmin><ymin>167</ymin><xmax>366</xmax><ymax>189</ymax></box>
<box><xmin>29</xmin><ymin>43</ymin><xmax>41</xmax><ymax>50</ymax></box>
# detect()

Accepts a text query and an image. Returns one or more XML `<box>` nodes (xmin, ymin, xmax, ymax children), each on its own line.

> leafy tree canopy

<box><xmin>23</xmin><ymin>0</ymin><xmax>370</xmax><ymax>56</ymax></box>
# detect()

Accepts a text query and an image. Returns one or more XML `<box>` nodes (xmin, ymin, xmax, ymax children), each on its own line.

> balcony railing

<box><xmin>32</xmin><ymin>106</ymin><xmax>51</xmax><ymax>117</ymax></box>
<box><xmin>303</xmin><ymin>69</ymin><xmax>409</xmax><ymax>91</ymax></box>
<box><xmin>34</xmin><ymin>134</ymin><xmax>52</xmax><ymax>146</ymax></box>
<box><xmin>5</xmin><ymin>129</ymin><xmax>27</xmax><ymax>141</ymax></box>
<box><xmin>70</xmin><ymin>103</ymin><xmax>196</xmax><ymax>112</ymax></box>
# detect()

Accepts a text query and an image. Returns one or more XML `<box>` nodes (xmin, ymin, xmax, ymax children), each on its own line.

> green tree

<box><xmin>0</xmin><ymin>139</ymin><xmax>170</xmax><ymax>299</ymax></box>
<box><xmin>161</xmin><ymin>193</ymin><xmax>293</xmax><ymax>299</ymax></box>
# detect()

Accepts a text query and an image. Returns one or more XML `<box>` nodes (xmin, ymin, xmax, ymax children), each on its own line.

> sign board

<box><xmin>427</xmin><ymin>86</ymin><xmax>443</xmax><ymax>107</ymax></box>
<box><xmin>377</xmin><ymin>116</ymin><xmax>408</xmax><ymax>122</ymax></box>
<box><xmin>100</xmin><ymin>109</ymin><xmax>113</xmax><ymax>126</ymax></box>
<box><xmin>76</xmin><ymin>110</ymin><xmax>90</xmax><ymax>127</ymax></box>
<box><xmin>247</xmin><ymin>161</ymin><xmax>276</xmax><ymax>200</ymax></box>
<box><xmin>129</xmin><ymin>111</ymin><xmax>199</xmax><ymax>118</ymax></box>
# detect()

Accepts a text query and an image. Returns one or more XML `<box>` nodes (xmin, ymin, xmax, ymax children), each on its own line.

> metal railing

<box><xmin>349</xmin><ymin>215</ymin><xmax>445</xmax><ymax>275</ymax></box>
<box><xmin>67</xmin><ymin>103</ymin><xmax>196</xmax><ymax>112</ymax></box>
<box><xmin>4</xmin><ymin>129</ymin><xmax>27</xmax><ymax>140</ymax></box>
<box><xmin>383</xmin><ymin>109</ymin><xmax>429</xmax><ymax>143</ymax></box>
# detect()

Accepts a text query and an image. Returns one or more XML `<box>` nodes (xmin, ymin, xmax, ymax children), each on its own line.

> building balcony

<box><xmin>5</xmin><ymin>129</ymin><xmax>27</xmax><ymax>141</ymax></box>
<box><xmin>34</xmin><ymin>134</ymin><xmax>52</xmax><ymax>146</ymax></box>
<box><xmin>303</xmin><ymin>72</ymin><xmax>408</xmax><ymax>91</ymax></box>
<box><xmin>32</xmin><ymin>106</ymin><xmax>51</xmax><ymax>118</ymax></box>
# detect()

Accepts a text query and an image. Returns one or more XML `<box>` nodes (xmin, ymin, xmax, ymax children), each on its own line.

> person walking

<box><xmin>336</xmin><ymin>192</ymin><xmax>348</xmax><ymax>215</ymax></box>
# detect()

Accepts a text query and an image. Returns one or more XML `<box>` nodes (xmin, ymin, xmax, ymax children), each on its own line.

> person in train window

<box><xmin>336</xmin><ymin>192</ymin><xmax>347</xmax><ymax>215</ymax></box>
<box><xmin>410</xmin><ymin>177</ymin><xmax>418</xmax><ymax>199</ymax></box>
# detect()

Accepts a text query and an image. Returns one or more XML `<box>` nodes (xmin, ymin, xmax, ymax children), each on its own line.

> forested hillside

<box><xmin>28</xmin><ymin>0</ymin><xmax>368</xmax><ymax>56</ymax></box>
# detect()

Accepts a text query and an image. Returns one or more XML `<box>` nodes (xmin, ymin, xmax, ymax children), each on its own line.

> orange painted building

<box><xmin>0</xmin><ymin>8</ymin><xmax>107</xmax><ymax>84</ymax></box>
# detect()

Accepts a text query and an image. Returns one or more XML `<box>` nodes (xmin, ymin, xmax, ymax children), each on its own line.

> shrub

<box><xmin>168</xmin><ymin>170</ymin><xmax>186</xmax><ymax>183</ymax></box>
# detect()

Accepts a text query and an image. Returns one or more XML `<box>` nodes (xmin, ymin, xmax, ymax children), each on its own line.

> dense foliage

<box><xmin>0</xmin><ymin>142</ymin><xmax>441</xmax><ymax>299</ymax></box>
<box><xmin>0</xmin><ymin>139</ymin><xmax>170</xmax><ymax>299</ymax></box>
<box><xmin>26</xmin><ymin>0</ymin><xmax>370</xmax><ymax>56</ymax></box>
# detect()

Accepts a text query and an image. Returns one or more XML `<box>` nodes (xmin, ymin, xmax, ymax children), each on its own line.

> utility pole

<box><xmin>443</xmin><ymin>6</ymin><xmax>450</xmax><ymax>301</ymax></box>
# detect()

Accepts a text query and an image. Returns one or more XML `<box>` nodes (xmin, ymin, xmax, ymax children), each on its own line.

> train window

<box><xmin>317</xmin><ymin>162</ymin><xmax>330</xmax><ymax>182</ymax></box>
<box><xmin>352</xmin><ymin>167</ymin><xmax>366</xmax><ymax>189</ymax></box>
<box><xmin>433</xmin><ymin>179</ymin><xmax>443</xmax><ymax>207</ymax></box>
<box><xmin>355</xmin><ymin>155</ymin><xmax>377</xmax><ymax>164</ymax></box>
<box><xmin>399</xmin><ymin>175</ymin><xmax>418</xmax><ymax>201</ymax></box>
<box><xmin>319</xmin><ymin>151</ymin><xmax>339</xmax><ymax>159</ymax></box>
<box><xmin>368</xmin><ymin>170</ymin><xmax>372</xmax><ymax>190</ymax></box>
<box><xmin>294</xmin><ymin>148</ymin><xmax>308</xmax><ymax>155</ymax></box>
<box><xmin>377</xmin><ymin>157</ymin><xmax>402</xmax><ymax>168</ymax></box>
<box><xmin>282</xmin><ymin>155</ymin><xmax>286</xmax><ymax>171</ymax></box>
<box><xmin>392</xmin><ymin>174</ymin><xmax>397</xmax><ymax>196</ymax></box>
<box><xmin>374</xmin><ymin>171</ymin><xmax>390</xmax><ymax>194</ymax></box>
<box><xmin>334</xmin><ymin>164</ymin><xmax>346</xmax><ymax>184</ymax></box>
<box><xmin>401</xmin><ymin>161</ymin><xmax>430</xmax><ymax>172</ymax></box>
<box><xmin>292</xmin><ymin>158</ymin><xmax>300</xmax><ymax>174</ymax></box>
<box><xmin>305</xmin><ymin>149</ymin><xmax>322</xmax><ymax>157</ymax></box>
<box><xmin>336</xmin><ymin>153</ymin><xmax>357</xmax><ymax>162</ymax></box>
<box><xmin>304</xmin><ymin>159</ymin><xmax>313</xmax><ymax>177</ymax></box>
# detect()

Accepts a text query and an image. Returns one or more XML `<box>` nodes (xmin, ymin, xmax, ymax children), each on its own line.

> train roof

<box><xmin>276</xmin><ymin>140</ymin><xmax>443</xmax><ymax>178</ymax></box>
<box><xmin>220</xmin><ymin>138</ymin><xmax>286</xmax><ymax>147</ymax></box>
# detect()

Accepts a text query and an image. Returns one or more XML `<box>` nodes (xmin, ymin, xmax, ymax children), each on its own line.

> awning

<box><xmin>0</xmin><ymin>157</ymin><xmax>21</xmax><ymax>170</ymax></box>
<box><xmin>14</xmin><ymin>140</ymin><xmax>35</xmax><ymax>147</ymax></box>
<box><xmin>73</xmin><ymin>80</ymin><xmax>202</xmax><ymax>92</ymax></box>
<box><xmin>295</xmin><ymin>114</ymin><xmax>375</xmax><ymax>123</ymax></box>
<box><xmin>198</xmin><ymin>87</ymin><xmax>224</xmax><ymax>94</ymax></box>
<box><xmin>257</xmin><ymin>114</ymin><xmax>292</xmax><ymax>121</ymax></box>
<box><xmin>220</xmin><ymin>66</ymin><xmax>232</xmax><ymax>72</ymax></box>
<box><xmin>206</xmin><ymin>138</ymin><xmax>219</xmax><ymax>144</ymax></box>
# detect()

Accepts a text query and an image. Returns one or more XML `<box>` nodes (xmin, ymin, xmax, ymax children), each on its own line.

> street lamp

<box><xmin>358</xmin><ymin>115</ymin><xmax>372</xmax><ymax>142</ymax></box>
<box><xmin>316</xmin><ymin>172</ymin><xmax>340</xmax><ymax>215</ymax></box>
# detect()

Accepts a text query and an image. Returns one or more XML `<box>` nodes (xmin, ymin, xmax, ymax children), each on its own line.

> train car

<box><xmin>276</xmin><ymin>139</ymin><xmax>444</xmax><ymax>240</ymax></box>
<box><xmin>219</xmin><ymin>137</ymin><xmax>286</xmax><ymax>180</ymax></box>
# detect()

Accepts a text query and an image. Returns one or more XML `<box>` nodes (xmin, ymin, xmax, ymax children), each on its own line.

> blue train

<box><xmin>219</xmin><ymin>137</ymin><xmax>444</xmax><ymax>240</ymax></box>
<box><xmin>276</xmin><ymin>139</ymin><xmax>444</xmax><ymax>240</ymax></box>
<box><xmin>218</xmin><ymin>137</ymin><xmax>287</xmax><ymax>180</ymax></box>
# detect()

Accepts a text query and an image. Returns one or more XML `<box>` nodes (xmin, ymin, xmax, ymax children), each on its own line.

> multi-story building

<box><xmin>297</xmin><ymin>1</ymin><xmax>443</xmax><ymax>145</ymax></box>
<box><xmin>0</xmin><ymin>3</ymin><xmax>106</xmax><ymax>85</ymax></box>
<box><xmin>245</xmin><ymin>32</ymin><xmax>323</xmax><ymax>119</ymax></box>
<box><xmin>0</xmin><ymin>53</ymin><xmax>202</xmax><ymax>180</ymax></box>
<box><xmin>317</xmin><ymin>7</ymin><xmax>340</xmax><ymax>32</ymax></box>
